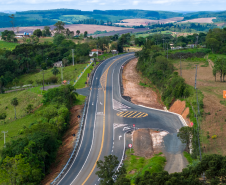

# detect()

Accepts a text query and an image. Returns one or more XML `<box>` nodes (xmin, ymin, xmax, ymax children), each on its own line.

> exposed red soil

<box><xmin>41</xmin><ymin>104</ymin><xmax>83</xmax><ymax>185</ymax></box>
<box><xmin>122</xmin><ymin>58</ymin><xmax>164</xmax><ymax>110</ymax></box>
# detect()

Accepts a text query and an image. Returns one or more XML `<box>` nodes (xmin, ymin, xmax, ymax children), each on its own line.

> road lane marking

<box><xmin>81</xmin><ymin>55</ymin><xmax>132</xmax><ymax>185</ymax></box>
<box><xmin>117</xmin><ymin>111</ymin><xmax>148</xmax><ymax>118</ymax></box>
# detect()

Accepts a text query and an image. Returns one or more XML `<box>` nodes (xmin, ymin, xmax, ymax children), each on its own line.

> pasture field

<box><xmin>15</xmin><ymin>63</ymin><xmax>89</xmax><ymax>86</ymax></box>
<box><xmin>0</xmin><ymin>40</ymin><xmax>19</xmax><ymax>50</ymax></box>
<box><xmin>173</xmin><ymin>54</ymin><xmax>226</xmax><ymax>155</ymax></box>
<box><xmin>124</xmin><ymin>149</ymin><xmax>166</xmax><ymax>183</ymax></box>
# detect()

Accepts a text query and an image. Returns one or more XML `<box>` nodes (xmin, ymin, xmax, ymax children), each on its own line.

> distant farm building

<box><xmin>89</xmin><ymin>49</ymin><xmax>103</xmax><ymax>57</ymax></box>
<box><xmin>53</xmin><ymin>61</ymin><xmax>62</xmax><ymax>67</ymax></box>
<box><xmin>111</xmin><ymin>50</ymin><xmax>118</xmax><ymax>54</ymax></box>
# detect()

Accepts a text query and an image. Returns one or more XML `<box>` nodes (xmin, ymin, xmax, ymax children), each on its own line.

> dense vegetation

<box><xmin>97</xmin><ymin>154</ymin><xmax>226</xmax><ymax>185</ymax></box>
<box><xmin>0</xmin><ymin>84</ymin><xmax>77</xmax><ymax>184</ymax></box>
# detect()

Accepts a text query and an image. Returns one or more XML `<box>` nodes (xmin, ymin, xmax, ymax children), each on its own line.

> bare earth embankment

<box><xmin>42</xmin><ymin>105</ymin><xmax>83</xmax><ymax>185</ymax></box>
<box><xmin>122</xmin><ymin>58</ymin><xmax>164</xmax><ymax>109</ymax></box>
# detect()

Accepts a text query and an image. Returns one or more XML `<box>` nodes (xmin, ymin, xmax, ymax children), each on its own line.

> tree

<box><xmin>0</xmin><ymin>112</ymin><xmax>7</xmax><ymax>122</ymax></box>
<box><xmin>1</xmin><ymin>30</ymin><xmax>15</xmax><ymax>42</ymax></box>
<box><xmin>11</xmin><ymin>97</ymin><xmax>18</xmax><ymax>119</ymax></box>
<box><xmin>44</xmin><ymin>26</ymin><xmax>51</xmax><ymax>36</ymax></box>
<box><xmin>76</xmin><ymin>30</ymin><xmax>80</xmax><ymax>36</ymax></box>
<box><xmin>96</xmin><ymin>155</ymin><xmax>119</xmax><ymax>185</ymax></box>
<box><xmin>54</xmin><ymin>21</ymin><xmax>65</xmax><ymax>34</ymax></box>
<box><xmin>53</xmin><ymin>34</ymin><xmax>66</xmax><ymax>45</ymax></box>
<box><xmin>26</xmin><ymin>104</ymin><xmax>33</xmax><ymax>114</ymax></box>
<box><xmin>62</xmin><ymin>58</ymin><xmax>69</xmax><ymax>66</ymax></box>
<box><xmin>12</xmin><ymin>78</ymin><xmax>19</xmax><ymax>87</ymax></box>
<box><xmin>8</xmin><ymin>14</ymin><xmax>15</xmax><ymax>32</ymax></box>
<box><xmin>30</xmin><ymin>35</ymin><xmax>39</xmax><ymax>44</ymax></box>
<box><xmin>84</xmin><ymin>31</ymin><xmax>88</xmax><ymax>38</ymax></box>
<box><xmin>51</xmin><ymin>66</ymin><xmax>60</xmax><ymax>76</ymax></box>
<box><xmin>177</xmin><ymin>126</ymin><xmax>193</xmax><ymax>153</ymax></box>
<box><xmin>33</xmin><ymin>29</ymin><xmax>42</xmax><ymax>37</ymax></box>
<box><xmin>206</xmin><ymin>37</ymin><xmax>220</xmax><ymax>53</ymax></box>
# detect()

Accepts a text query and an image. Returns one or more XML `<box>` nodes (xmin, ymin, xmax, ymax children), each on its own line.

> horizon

<box><xmin>1</xmin><ymin>0</ymin><xmax>226</xmax><ymax>12</ymax></box>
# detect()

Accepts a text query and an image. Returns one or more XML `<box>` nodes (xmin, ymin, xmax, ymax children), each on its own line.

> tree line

<box><xmin>0</xmin><ymin>85</ymin><xmax>77</xmax><ymax>184</ymax></box>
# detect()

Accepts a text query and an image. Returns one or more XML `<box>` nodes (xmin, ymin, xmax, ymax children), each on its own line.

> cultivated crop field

<box><xmin>0</xmin><ymin>40</ymin><xmax>19</xmax><ymax>50</ymax></box>
<box><xmin>180</xmin><ymin>17</ymin><xmax>216</xmax><ymax>23</ymax></box>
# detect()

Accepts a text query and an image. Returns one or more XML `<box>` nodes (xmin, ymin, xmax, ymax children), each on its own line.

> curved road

<box><xmin>57</xmin><ymin>53</ymin><xmax>186</xmax><ymax>185</ymax></box>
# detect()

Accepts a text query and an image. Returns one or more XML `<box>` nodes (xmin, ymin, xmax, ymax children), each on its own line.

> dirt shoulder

<box><xmin>41</xmin><ymin>105</ymin><xmax>83</xmax><ymax>185</ymax></box>
<box><xmin>122</xmin><ymin>58</ymin><xmax>164</xmax><ymax>110</ymax></box>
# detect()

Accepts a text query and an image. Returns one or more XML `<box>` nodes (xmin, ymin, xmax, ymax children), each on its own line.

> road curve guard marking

<box><xmin>117</xmin><ymin>111</ymin><xmax>148</xmax><ymax>118</ymax></box>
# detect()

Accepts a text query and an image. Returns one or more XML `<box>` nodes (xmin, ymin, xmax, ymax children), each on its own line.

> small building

<box><xmin>89</xmin><ymin>49</ymin><xmax>103</xmax><ymax>57</ymax></box>
<box><xmin>111</xmin><ymin>50</ymin><xmax>118</xmax><ymax>54</ymax></box>
<box><xmin>53</xmin><ymin>61</ymin><xmax>62</xmax><ymax>67</ymax></box>
<box><xmin>187</xmin><ymin>44</ymin><xmax>195</xmax><ymax>48</ymax></box>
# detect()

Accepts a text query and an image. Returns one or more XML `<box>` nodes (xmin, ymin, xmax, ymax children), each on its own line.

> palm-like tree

<box><xmin>11</xmin><ymin>97</ymin><xmax>19</xmax><ymax>119</ymax></box>
<box><xmin>51</xmin><ymin>66</ymin><xmax>60</xmax><ymax>76</ymax></box>
<box><xmin>76</xmin><ymin>30</ymin><xmax>80</xmax><ymax>36</ymax></box>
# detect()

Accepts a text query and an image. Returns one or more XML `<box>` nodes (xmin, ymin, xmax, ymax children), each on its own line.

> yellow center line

<box><xmin>127</xmin><ymin>111</ymin><xmax>137</xmax><ymax>117</ymax></box>
<box><xmin>81</xmin><ymin>55</ymin><xmax>132</xmax><ymax>185</ymax></box>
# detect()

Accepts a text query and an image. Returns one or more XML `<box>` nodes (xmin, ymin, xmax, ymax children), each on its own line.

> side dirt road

<box><xmin>122</xmin><ymin>58</ymin><xmax>188</xmax><ymax>173</ymax></box>
<box><xmin>42</xmin><ymin>105</ymin><xmax>83</xmax><ymax>185</ymax></box>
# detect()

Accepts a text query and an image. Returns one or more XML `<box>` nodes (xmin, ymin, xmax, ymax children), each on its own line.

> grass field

<box><xmin>124</xmin><ymin>149</ymin><xmax>166</xmax><ymax>183</ymax></box>
<box><xmin>0</xmin><ymin>40</ymin><xmax>19</xmax><ymax>50</ymax></box>
<box><xmin>15</xmin><ymin>63</ymin><xmax>89</xmax><ymax>87</ymax></box>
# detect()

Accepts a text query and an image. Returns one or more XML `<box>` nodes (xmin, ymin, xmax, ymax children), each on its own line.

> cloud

<box><xmin>133</xmin><ymin>0</ymin><xmax>140</xmax><ymax>5</ymax></box>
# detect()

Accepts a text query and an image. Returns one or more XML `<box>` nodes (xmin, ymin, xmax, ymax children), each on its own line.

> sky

<box><xmin>0</xmin><ymin>0</ymin><xmax>226</xmax><ymax>12</ymax></box>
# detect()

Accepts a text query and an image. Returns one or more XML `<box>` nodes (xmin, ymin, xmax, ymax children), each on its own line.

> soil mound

<box><xmin>133</xmin><ymin>129</ymin><xmax>154</xmax><ymax>158</ymax></box>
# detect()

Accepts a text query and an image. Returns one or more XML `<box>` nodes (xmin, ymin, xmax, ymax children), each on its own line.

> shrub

<box><xmin>48</xmin><ymin>76</ymin><xmax>58</xmax><ymax>84</ymax></box>
<box><xmin>212</xmin><ymin>135</ymin><xmax>217</xmax><ymax>139</ymax></box>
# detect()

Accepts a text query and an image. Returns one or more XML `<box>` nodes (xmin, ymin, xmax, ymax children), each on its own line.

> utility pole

<box><xmin>96</xmin><ymin>44</ymin><xmax>98</xmax><ymax>61</ymax></box>
<box><xmin>42</xmin><ymin>70</ymin><xmax>45</xmax><ymax>91</ymax></box>
<box><xmin>167</xmin><ymin>42</ymin><xmax>168</xmax><ymax>60</ymax></box>
<box><xmin>61</xmin><ymin>64</ymin><xmax>63</xmax><ymax>82</ymax></box>
<box><xmin>180</xmin><ymin>56</ymin><xmax>182</xmax><ymax>76</ymax></box>
<box><xmin>2</xmin><ymin>131</ymin><xmax>8</xmax><ymax>147</ymax></box>
<box><xmin>194</xmin><ymin>64</ymin><xmax>202</xmax><ymax>161</ymax></box>
<box><xmin>72</xmin><ymin>49</ymin><xmax>74</xmax><ymax>66</ymax></box>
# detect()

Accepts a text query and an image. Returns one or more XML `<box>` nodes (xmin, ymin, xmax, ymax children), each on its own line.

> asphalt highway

<box><xmin>57</xmin><ymin>53</ymin><xmax>186</xmax><ymax>185</ymax></box>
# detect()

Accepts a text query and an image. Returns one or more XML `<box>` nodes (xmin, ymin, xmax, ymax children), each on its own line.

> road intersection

<box><xmin>57</xmin><ymin>53</ymin><xmax>187</xmax><ymax>185</ymax></box>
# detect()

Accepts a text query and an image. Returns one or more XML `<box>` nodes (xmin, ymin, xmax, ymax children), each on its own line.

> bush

<box><xmin>48</xmin><ymin>76</ymin><xmax>58</xmax><ymax>84</ymax></box>
<box><xmin>212</xmin><ymin>135</ymin><xmax>217</xmax><ymax>139</ymax></box>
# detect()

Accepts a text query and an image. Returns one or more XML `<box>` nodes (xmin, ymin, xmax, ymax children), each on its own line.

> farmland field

<box><xmin>173</xmin><ymin>53</ymin><xmax>226</xmax><ymax>155</ymax></box>
<box><xmin>180</xmin><ymin>17</ymin><xmax>216</xmax><ymax>23</ymax></box>
<box><xmin>0</xmin><ymin>40</ymin><xmax>19</xmax><ymax>50</ymax></box>
<box><xmin>0</xmin><ymin>24</ymin><xmax>132</xmax><ymax>35</ymax></box>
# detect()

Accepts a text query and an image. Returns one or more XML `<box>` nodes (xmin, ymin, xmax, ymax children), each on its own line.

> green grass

<box><xmin>38</xmin><ymin>37</ymin><xmax>54</xmax><ymax>43</ymax></box>
<box><xmin>124</xmin><ymin>149</ymin><xmax>166</xmax><ymax>183</ymax></box>
<box><xmin>183</xmin><ymin>151</ymin><xmax>193</xmax><ymax>164</ymax></box>
<box><xmin>0</xmin><ymin>89</ymin><xmax>43</xmax><ymax>122</ymax></box>
<box><xmin>0</xmin><ymin>40</ymin><xmax>19</xmax><ymax>50</ymax></box>
<box><xmin>0</xmin><ymin>112</ymin><xmax>39</xmax><ymax>150</ymax></box>
<box><xmin>139</xmin><ymin>81</ymin><xmax>149</xmax><ymax>87</ymax></box>
<box><xmin>0</xmin><ymin>89</ymin><xmax>86</xmax><ymax>151</ymax></box>
<box><xmin>15</xmin><ymin>63</ymin><xmax>88</xmax><ymax>87</ymax></box>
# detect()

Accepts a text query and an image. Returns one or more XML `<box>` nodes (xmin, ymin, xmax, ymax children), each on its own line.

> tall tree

<box><xmin>54</xmin><ymin>21</ymin><xmax>65</xmax><ymax>34</ymax></box>
<box><xmin>96</xmin><ymin>155</ymin><xmax>119</xmax><ymax>185</ymax></box>
<box><xmin>8</xmin><ymin>14</ymin><xmax>15</xmax><ymax>32</ymax></box>
<box><xmin>51</xmin><ymin>66</ymin><xmax>60</xmax><ymax>76</ymax></box>
<box><xmin>11</xmin><ymin>97</ymin><xmax>19</xmax><ymax>119</ymax></box>
<box><xmin>33</xmin><ymin>29</ymin><xmax>42</xmax><ymax>37</ymax></box>
<box><xmin>76</xmin><ymin>30</ymin><xmax>80</xmax><ymax>36</ymax></box>
<box><xmin>84</xmin><ymin>31</ymin><xmax>88</xmax><ymax>38</ymax></box>
<box><xmin>177</xmin><ymin>126</ymin><xmax>193</xmax><ymax>153</ymax></box>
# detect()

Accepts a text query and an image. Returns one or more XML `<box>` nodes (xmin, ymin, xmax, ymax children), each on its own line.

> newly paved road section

<box><xmin>57</xmin><ymin>53</ymin><xmax>186</xmax><ymax>185</ymax></box>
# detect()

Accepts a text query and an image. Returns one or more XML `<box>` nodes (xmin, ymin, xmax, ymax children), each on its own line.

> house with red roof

<box><xmin>89</xmin><ymin>49</ymin><xmax>103</xmax><ymax>57</ymax></box>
